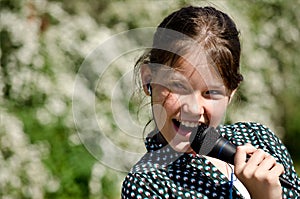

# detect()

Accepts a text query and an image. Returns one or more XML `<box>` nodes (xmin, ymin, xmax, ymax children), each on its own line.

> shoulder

<box><xmin>121</xmin><ymin>166</ymin><xmax>170</xmax><ymax>198</ymax></box>
<box><xmin>219</xmin><ymin>121</ymin><xmax>273</xmax><ymax>134</ymax></box>
<box><xmin>122</xmin><ymin>172</ymin><xmax>149</xmax><ymax>198</ymax></box>
<box><xmin>218</xmin><ymin>122</ymin><xmax>291</xmax><ymax>167</ymax></box>
<box><xmin>218</xmin><ymin>122</ymin><xmax>281</xmax><ymax>146</ymax></box>
<box><xmin>121</xmin><ymin>150</ymin><xmax>172</xmax><ymax>198</ymax></box>
<box><xmin>122</xmin><ymin>172</ymin><xmax>147</xmax><ymax>195</ymax></box>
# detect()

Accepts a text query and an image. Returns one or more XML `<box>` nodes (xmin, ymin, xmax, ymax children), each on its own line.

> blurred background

<box><xmin>1</xmin><ymin>0</ymin><xmax>299</xmax><ymax>198</ymax></box>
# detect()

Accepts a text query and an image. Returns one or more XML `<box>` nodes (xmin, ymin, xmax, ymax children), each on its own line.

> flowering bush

<box><xmin>1</xmin><ymin>0</ymin><xmax>299</xmax><ymax>198</ymax></box>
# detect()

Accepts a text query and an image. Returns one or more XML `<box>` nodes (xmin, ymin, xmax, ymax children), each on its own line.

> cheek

<box><xmin>208</xmin><ymin>101</ymin><xmax>228</xmax><ymax>126</ymax></box>
<box><xmin>152</xmin><ymin>104</ymin><xmax>167</xmax><ymax>130</ymax></box>
<box><xmin>152</xmin><ymin>89</ymin><xmax>180</xmax><ymax>127</ymax></box>
<box><xmin>152</xmin><ymin>85</ymin><xmax>179</xmax><ymax>107</ymax></box>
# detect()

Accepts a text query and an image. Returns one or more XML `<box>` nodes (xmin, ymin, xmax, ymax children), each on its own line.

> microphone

<box><xmin>189</xmin><ymin>126</ymin><xmax>293</xmax><ymax>189</ymax></box>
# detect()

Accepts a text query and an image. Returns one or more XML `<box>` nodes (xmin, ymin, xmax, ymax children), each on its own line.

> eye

<box><xmin>205</xmin><ymin>90</ymin><xmax>222</xmax><ymax>95</ymax></box>
<box><xmin>168</xmin><ymin>81</ymin><xmax>192</xmax><ymax>94</ymax></box>
<box><xmin>172</xmin><ymin>82</ymin><xmax>186</xmax><ymax>89</ymax></box>
<box><xmin>204</xmin><ymin>90</ymin><xmax>226</xmax><ymax>99</ymax></box>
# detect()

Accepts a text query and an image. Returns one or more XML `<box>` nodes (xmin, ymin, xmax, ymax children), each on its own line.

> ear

<box><xmin>228</xmin><ymin>89</ymin><xmax>237</xmax><ymax>104</ymax></box>
<box><xmin>140</xmin><ymin>64</ymin><xmax>152</xmax><ymax>96</ymax></box>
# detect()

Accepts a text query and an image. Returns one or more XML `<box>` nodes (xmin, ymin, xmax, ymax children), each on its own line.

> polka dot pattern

<box><xmin>122</xmin><ymin>122</ymin><xmax>300</xmax><ymax>198</ymax></box>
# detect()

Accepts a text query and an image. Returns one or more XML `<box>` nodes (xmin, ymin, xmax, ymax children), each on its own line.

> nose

<box><xmin>180</xmin><ymin>92</ymin><xmax>205</xmax><ymax>118</ymax></box>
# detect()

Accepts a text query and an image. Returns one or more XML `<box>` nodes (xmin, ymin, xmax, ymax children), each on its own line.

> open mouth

<box><xmin>172</xmin><ymin>119</ymin><xmax>199</xmax><ymax>136</ymax></box>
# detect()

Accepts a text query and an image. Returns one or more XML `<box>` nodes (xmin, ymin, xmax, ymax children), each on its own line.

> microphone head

<box><xmin>198</xmin><ymin>127</ymin><xmax>221</xmax><ymax>155</ymax></box>
<box><xmin>189</xmin><ymin>124</ymin><xmax>208</xmax><ymax>153</ymax></box>
<box><xmin>190</xmin><ymin>126</ymin><xmax>220</xmax><ymax>155</ymax></box>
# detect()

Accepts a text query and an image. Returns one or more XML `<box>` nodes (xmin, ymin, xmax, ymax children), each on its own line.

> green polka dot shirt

<box><xmin>122</xmin><ymin>122</ymin><xmax>300</xmax><ymax>198</ymax></box>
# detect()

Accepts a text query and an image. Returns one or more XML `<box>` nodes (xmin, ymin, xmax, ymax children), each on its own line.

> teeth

<box><xmin>178</xmin><ymin>119</ymin><xmax>198</xmax><ymax>128</ymax></box>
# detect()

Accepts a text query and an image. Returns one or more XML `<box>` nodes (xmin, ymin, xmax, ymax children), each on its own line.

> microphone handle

<box><xmin>208</xmin><ymin>137</ymin><xmax>294</xmax><ymax>189</ymax></box>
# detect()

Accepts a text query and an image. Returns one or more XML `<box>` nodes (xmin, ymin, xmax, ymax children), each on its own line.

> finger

<box><xmin>234</xmin><ymin>144</ymin><xmax>257</xmax><ymax>174</ymax></box>
<box><xmin>235</xmin><ymin>143</ymin><xmax>257</xmax><ymax>163</ymax></box>
<box><xmin>244</xmin><ymin>143</ymin><xmax>257</xmax><ymax>151</ymax></box>
<box><xmin>246</xmin><ymin>149</ymin><xmax>267</xmax><ymax>166</ymax></box>
<box><xmin>241</xmin><ymin>149</ymin><xmax>267</xmax><ymax>178</ymax></box>
<box><xmin>262</xmin><ymin>163</ymin><xmax>284</xmax><ymax>186</ymax></box>
<box><xmin>270</xmin><ymin>163</ymin><xmax>285</xmax><ymax>177</ymax></box>
<box><xmin>256</xmin><ymin>154</ymin><xmax>276</xmax><ymax>171</ymax></box>
<box><xmin>268</xmin><ymin>164</ymin><xmax>284</xmax><ymax>186</ymax></box>
<box><xmin>252</xmin><ymin>155</ymin><xmax>277</xmax><ymax>182</ymax></box>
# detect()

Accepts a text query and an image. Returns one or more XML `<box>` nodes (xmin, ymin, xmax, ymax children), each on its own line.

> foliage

<box><xmin>0</xmin><ymin>0</ymin><xmax>109</xmax><ymax>198</ymax></box>
<box><xmin>0</xmin><ymin>0</ymin><xmax>299</xmax><ymax>198</ymax></box>
<box><xmin>227</xmin><ymin>0</ymin><xmax>300</xmax><ymax>163</ymax></box>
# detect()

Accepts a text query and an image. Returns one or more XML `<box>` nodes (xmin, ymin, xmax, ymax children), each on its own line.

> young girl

<box><xmin>122</xmin><ymin>6</ymin><xmax>300</xmax><ymax>198</ymax></box>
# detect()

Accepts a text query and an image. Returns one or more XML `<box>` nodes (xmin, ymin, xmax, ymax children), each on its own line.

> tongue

<box><xmin>173</xmin><ymin>119</ymin><xmax>197</xmax><ymax>135</ymax></box>
<box><xmin>177</xmin><ymin>125</ymin><xmax>197</xmax><ymax>136</ymax></box>
<box><xmin>180</xmin><ymin>124</ymin><xmax>196</xmax><ymax>132</ymax></box>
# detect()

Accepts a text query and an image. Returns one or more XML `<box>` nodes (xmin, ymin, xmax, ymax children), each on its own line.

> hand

<box><xmin>234</xmin><ymin>143</ymin><xmax>284</xmax><ymax>199</ymax></box>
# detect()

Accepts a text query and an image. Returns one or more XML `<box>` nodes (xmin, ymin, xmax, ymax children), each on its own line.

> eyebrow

<box><xmin>206</xmin><ymin>82</ymin><xmax>225</xmax><ymax>87</ymax></box>
<box><xmin>159</xmin><ymin>65</ymin><xmax>226</xmax><ymax>89</ymax></box>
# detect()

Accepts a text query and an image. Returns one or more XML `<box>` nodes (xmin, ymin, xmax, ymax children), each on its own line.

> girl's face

<box><xmin>142</xmin><ymin>53</ymin><xmax>235</xmax><ymax>153</ymax></box>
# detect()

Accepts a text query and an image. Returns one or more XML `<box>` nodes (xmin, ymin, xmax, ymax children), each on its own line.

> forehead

<box><xmin>175</xmin><ymin>52</ymin><xmax>216</xmax><ymax>76</ymax></box>
<box><xmin>154</xmin><ymin>51</ymin><xmax>224</xmax><ymax>86</ymax></box>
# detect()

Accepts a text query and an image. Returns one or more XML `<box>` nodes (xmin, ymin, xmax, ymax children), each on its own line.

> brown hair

<box><xmin>136</xmin><ymin>6</ymin><xmax>243</xmax><ymax>91</ymax></box>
